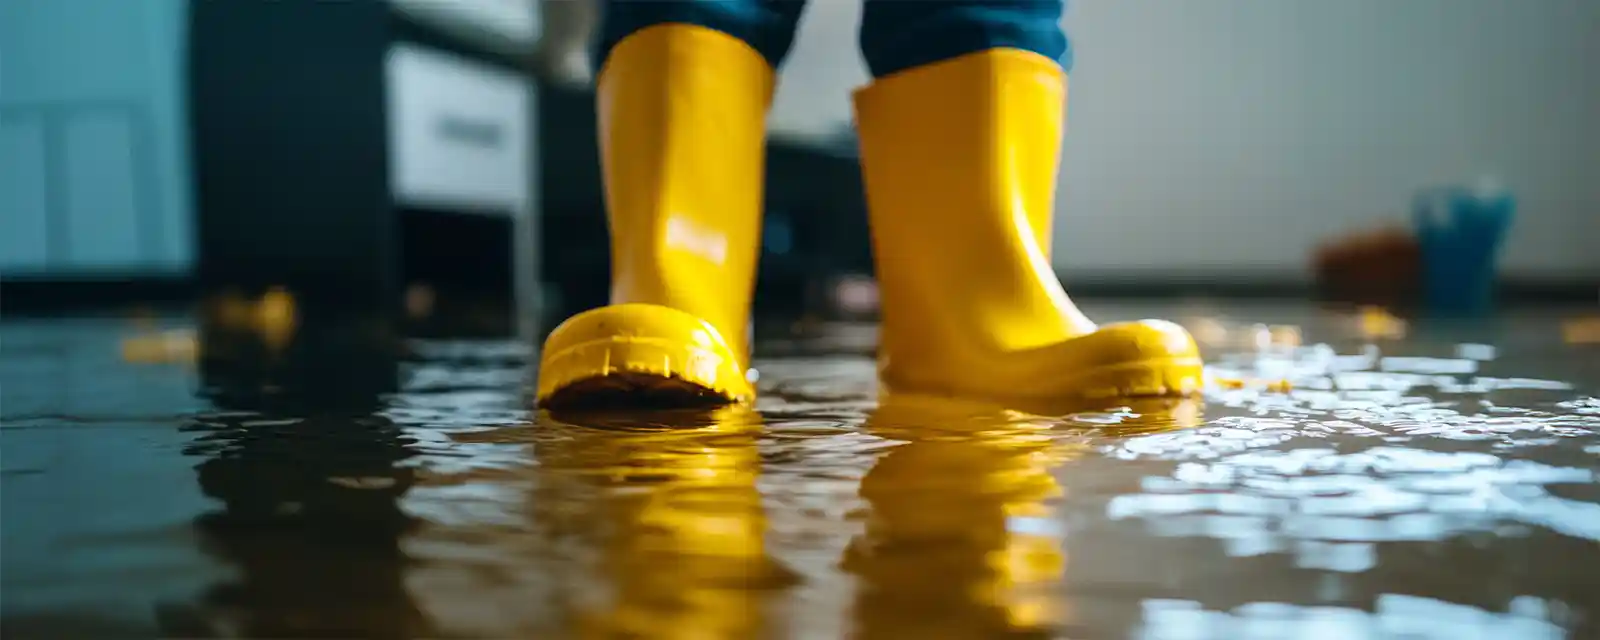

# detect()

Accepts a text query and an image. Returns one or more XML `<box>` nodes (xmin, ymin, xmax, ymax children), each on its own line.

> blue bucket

<box><xmin>1412</xmin><ymin>182</ymin><xmax>1515</xmax><ymax>315</ymax></box>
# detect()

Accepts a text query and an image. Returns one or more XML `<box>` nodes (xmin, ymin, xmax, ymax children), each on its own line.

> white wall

<box><xmin>770</xmin><ymin>0</ymin><xmax>1600</xmax><ymax>280</ymax></box>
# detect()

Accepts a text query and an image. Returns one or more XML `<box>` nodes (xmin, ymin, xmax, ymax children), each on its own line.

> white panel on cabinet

<box><xmin>60</xmin><ymin>112</ymin><xmax>146</xmax><ymax>269</ymax></box>
<box><xmin>387</xmin><ymin>43</ymin><xmax>532</xmax><ymax>215</ymax></box>
<box><xmin>0</xmin><ymin>117</ymin><xmax>53</xmax><ymax>272</ymax></box>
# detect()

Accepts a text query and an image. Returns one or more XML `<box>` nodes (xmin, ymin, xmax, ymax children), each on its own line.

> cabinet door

<box><xmin>60</xmin><ymin>112</ymin><xmax>147</xmax><ymax>269</ymax></box>
<box><xmin>0</xmin><ymin>117</ymin><xmax>53</xmax><ymax>272</ymax></box>
<box><xmin>1</xmin><ymin>0</ymin><xmax>190</xmax><ymax>277</ymax></box>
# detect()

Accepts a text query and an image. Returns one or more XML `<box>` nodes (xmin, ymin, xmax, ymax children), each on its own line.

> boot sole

<box><xmin>882</xmin><ymin>355</ymin><xmax>1206</xmax><ymax>415</ymax></box>
<box><xmin>537</xmin><ymin>336</ymin><xmax>753</xmax><ymax>411</ymax></box>
<box><xmin>1071</xmin><ymin>356</ymin><xmax>1207</xmax><ymax>399</ymax></box>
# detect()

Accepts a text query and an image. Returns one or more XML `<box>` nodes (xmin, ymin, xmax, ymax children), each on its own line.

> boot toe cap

<box><xmin>1092</xmin><ymin>319</ymin><xmax>1202</xmax><ymax>361</ymax></box>
<box><xmin>537</xmin><ymin>304</ymin><xmax>754</xmax><ymax>409</ymax></box>
<box><xmin>1064</xmin><ymin>320</ymin><xmax>1204</xmax><ymax>397</ymax></box>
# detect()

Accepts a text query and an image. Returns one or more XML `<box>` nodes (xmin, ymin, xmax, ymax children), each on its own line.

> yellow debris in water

<box><xmin>120</xmin><ymin>329</ymin><xmax>199</xmax><ymax>364</ymax></box>
<box><xmin>1213</xmin><ymin>376</ymin><xmax>1293</xmax><ymax>393</ymax></box>
<box><xmin>1357</xmin><ymin>306</ymin><xmax>1406</xmax><ymax>340</ymax></box>
<box><xmin>1217</xmin><ymin>377</ymin><xmax>1246</xmax><ymax>390</ymax></box>
<box><xmin>1563</xmin><ymin>317</ymin><xmax>1600</xmax><ymax>344</ymax></box>
<box><xmin>256</xmin><ymin>287</ymin><xmax>298</xmax><ymax>351</ymax></box>
<box><xmin>203</xmin><ymin>286</ymin><xmax>300</xmax><ymax>351</ymax></box>
<box><xmin>257</xmin><ymin>287</ymin><xmax>294</xmax><ymax>325</ymax></box>
<box><xmin>1269</xmin><ymin>325</ymin><xmax>1302</xmax><ymax>348</ymax></box>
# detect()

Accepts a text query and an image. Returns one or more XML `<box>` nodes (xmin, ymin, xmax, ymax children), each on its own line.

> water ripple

<box><xmin>5</xmin><ymin>308</ymin><xmax>1599</xmax><ymax>638</ymax></box>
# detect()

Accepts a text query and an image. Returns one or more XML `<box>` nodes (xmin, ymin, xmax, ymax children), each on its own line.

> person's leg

<box><xmin>597</xmin><ymin>0</ymin><xmax>806</xmax><ymax>70</ymax></box>
<box><xmin>536</xmin><ymin>1</ymin><xmax>807</xmax><ymax>410</ymax></box>
<box><xmin>852</xmin><ymin>1</ymin><xmax>1202</xmax><ymax>411</ymax></box>
<box><xmin>858</xmin><ymin>0</ymin><xmax>1070</xmax><ymax>79</ymax></box>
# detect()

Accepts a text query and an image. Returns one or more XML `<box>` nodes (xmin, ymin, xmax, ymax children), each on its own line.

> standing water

<box><xmin>2</xmin><ymin>300</ymin><xmax>1598</xmax><ymax>638</ymax></box>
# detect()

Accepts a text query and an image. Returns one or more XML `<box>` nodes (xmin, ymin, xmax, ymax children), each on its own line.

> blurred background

<box><xmin>4</xmin><ymin>3</ymin><xmax>1600</xmax><ymax>637</ymax></box>
<box><xmin>1</xmin><ymin>0</ymin><xmax>1596</xmax><ymax>322</ymax></box>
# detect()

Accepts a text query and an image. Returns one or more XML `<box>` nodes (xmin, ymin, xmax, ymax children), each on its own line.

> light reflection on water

<box><xmin>372</xmin><ymin>317</ymin><xmax>1600</xmax><ymax>638</ymax></box>
<box><xmin>2</xmin><ymin>307</ymin><xmax>1598</xmax><ymax>638</ymax></box>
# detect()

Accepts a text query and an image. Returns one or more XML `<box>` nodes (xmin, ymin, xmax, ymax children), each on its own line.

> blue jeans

<box><xmin>597</xmin><ymin>0</ymin><xmax>1071</xmax><ymax>78</ymax></box>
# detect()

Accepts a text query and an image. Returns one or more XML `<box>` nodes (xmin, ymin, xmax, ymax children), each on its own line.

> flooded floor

<box><xmin>3</xmin><ymin>299</ymin><xmax>1599</xmax><ymax>639</ymax></box>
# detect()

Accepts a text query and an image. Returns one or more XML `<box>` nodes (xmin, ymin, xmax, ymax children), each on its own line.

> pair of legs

<box><xmin>597</xmin><ymin>0</ymin><xmax>1070</xmax><ymax>79</ymax></box>
<box><xmin>536</xmin><ymin>0</ymin><xmax>1202</xmax><ymax>414</ymax></box>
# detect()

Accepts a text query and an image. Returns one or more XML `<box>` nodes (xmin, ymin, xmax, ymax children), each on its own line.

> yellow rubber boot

<box><xmin>852</xmin><ymin>49</ymin><xmax>1204</xmax><ymax>412</ymax></box>
<box><xmin>536</xmin><ymin>25</ymin><xmax>772</xmax><ymax>409</ymax></box>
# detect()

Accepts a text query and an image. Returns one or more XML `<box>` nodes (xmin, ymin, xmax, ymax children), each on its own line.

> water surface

<box><xmin>2</xmin><ymin>301</ymin><xmax>1597</xmax><ymax>638</ymax></box>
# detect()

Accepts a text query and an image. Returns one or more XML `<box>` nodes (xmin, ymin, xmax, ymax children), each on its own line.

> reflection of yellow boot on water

<box><xmin>534</xmin><ymin>407</ymin><xmax>791</xmax><ymax>639</ymax></box>
<box><xmin>844</xmin><ymin>395</ymin><xmax>1202</xmax><ymax>638</ymax></box>
<box><xmin>536</xmin><ymin>25</ymin><xmax>770</xmax><ymax>410</ymax></box>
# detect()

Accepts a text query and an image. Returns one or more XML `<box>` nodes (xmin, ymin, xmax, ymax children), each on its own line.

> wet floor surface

<box><xmin>3</xmin><ymin>300</ymin><xmax>1599</xmax><ymax>639</ymax></box>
